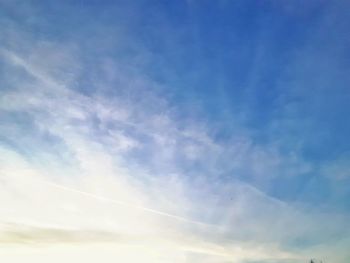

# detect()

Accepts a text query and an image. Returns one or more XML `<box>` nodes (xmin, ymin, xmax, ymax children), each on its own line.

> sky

<box><xmin>0</xmin><ymin>0</ymin><xmax>349</xmax><ymax>262</ymax></box>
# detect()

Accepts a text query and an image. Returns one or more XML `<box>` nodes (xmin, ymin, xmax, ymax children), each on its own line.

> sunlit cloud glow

<box><xmin>0</xmin><ymin>1</ymin><xmax>349</xmax><ymax>262</ymax></box>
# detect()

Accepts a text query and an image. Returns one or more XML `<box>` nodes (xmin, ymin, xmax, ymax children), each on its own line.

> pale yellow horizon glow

<box><xmin>0</xmin><ymin>147</ymin><xmax>299</xmax><ymax>263</ymax></box>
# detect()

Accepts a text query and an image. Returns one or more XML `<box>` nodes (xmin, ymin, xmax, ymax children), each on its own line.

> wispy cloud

<box><xmin>0</xmin><ymin>45</ymin><xmax>303</xmax><ymax>262</ymax></box>
<box><xmin>0</xmin><ymin>1</ymin><xmax>349</xmax><ymax>262</ymax></box>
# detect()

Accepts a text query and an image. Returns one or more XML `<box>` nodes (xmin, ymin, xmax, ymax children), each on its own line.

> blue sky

<box><xmin>0</xmin><ymin>1</ymin><xmax>349</xmax><ymax>263</ymax></box>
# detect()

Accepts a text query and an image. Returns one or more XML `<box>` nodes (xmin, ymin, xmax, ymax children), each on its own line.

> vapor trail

<box><xmin>41</xmin><ymin>179</ymin><xmax>217</xmax><ymax>229</ymax></box>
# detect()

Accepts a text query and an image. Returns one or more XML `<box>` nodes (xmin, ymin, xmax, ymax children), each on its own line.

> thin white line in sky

<box><xmin>42</xmin><ymin>179</ymin><xmax>217</xmax><ymax>229</ymax></box>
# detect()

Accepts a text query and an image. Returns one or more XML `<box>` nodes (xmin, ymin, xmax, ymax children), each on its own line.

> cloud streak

<box><xmin>0</xmin><ymin>44</ymin><xmax>307</xmax><ymax>262</ymax></box>
<box><xmin>1</xmin><ymin>1</ymin><xmax>350</xmax><ymax>262</ymax></box>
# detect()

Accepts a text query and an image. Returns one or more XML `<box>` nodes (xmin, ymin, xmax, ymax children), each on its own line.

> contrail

<box><xmin>41</xmin><ymin>179</ymin><xmax>217</xmax><ymax>229</ymax></box>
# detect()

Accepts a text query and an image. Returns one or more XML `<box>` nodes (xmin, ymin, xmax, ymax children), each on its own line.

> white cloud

<box><xmin>0</xmin><ymin>26</ymin><xmax>349</xmax><ymax>262</ymax></box>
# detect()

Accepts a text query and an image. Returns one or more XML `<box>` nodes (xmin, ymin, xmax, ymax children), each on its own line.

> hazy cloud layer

<box><xmin>0</xmin><ymin>1</ymin><xmax>349</xmax><ymax>263</ymax></box>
